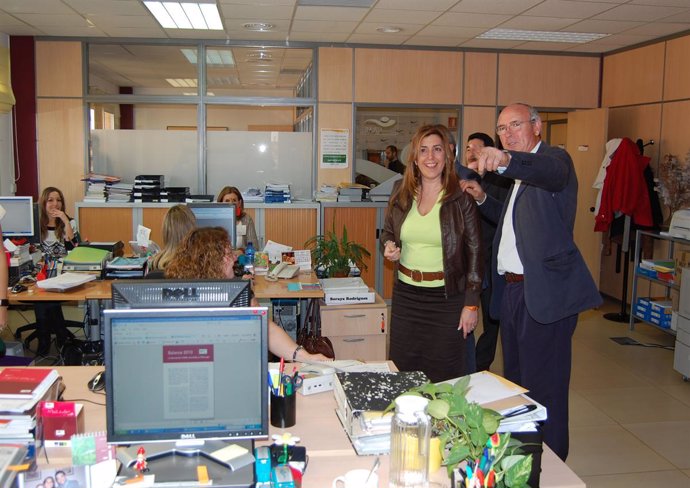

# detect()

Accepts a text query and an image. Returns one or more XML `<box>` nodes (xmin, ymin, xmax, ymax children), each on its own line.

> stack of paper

<box><xmin>105</xmin><ymin>256</ymin><xmax>148</xmax><ymax>279</ymax></box>
<box><xmin>36</xmin><ymin>272</ymin><xmax>96</xmax><ymax>291</ymax></box>
<box><xmin>0</xmin><ymin>369</ymin><xmax>62</xmax><ymax>451</ymax></box>
<box><xmin>265</xmin><ymin>183</ymin><xmax>291</xmax><ymax>203</ymax></box>
<box><xmin>321</xmin><ymin>277</ymin><xmax>375</xmax><ymax>305</ymax></box>
<box><xmin>333</xmin><ymin>370</ymin><xmax>429</xmax><ymax>455</ymax></box>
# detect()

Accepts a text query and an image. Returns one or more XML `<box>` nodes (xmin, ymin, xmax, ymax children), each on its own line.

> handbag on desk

<box><xmin>297</xmin><ymin>300</ymin><xmax>335</xmax><ymax>359</ymax></box>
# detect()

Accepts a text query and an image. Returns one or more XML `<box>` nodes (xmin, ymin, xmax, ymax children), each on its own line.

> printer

<box><xmin>669</xmin><ymin>208</ymin><xmax>690</xmax><ymax>240</ymax></box>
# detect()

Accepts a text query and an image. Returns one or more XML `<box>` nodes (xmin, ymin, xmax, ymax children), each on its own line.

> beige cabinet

<box><xmin>320</xmin><ymin>293</ymin><xmax>388</xmax><ymax>361</ymax></box>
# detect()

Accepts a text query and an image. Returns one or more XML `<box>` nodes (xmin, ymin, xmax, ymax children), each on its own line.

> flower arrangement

<box><xmin>392</xmin><ymin>376</ymin><xmax>533</xmax><ymax>488</ymax></box>
<box><xmin>657</xmin><ymin>152</ymin><xmax>690</xmax><ymax>218</ymax></box>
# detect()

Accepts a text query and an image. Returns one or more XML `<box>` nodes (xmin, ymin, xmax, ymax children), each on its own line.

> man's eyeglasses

<box><xmin>496</xmin><ymin>119</ymin><xmax>533</xmax><ymax>135</ymax></box>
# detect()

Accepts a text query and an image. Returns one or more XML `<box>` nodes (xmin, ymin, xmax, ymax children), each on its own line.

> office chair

<box><xmin>14</xmin><ymin>304</ymin><xmax>86</xmax><ymax>356</ymax></box>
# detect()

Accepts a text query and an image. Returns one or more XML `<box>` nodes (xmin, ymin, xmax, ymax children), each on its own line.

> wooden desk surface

<box><xmin>9</xmin><ymin>280</ymin><xmax>112</xmax><ymax>303</ymax></box>
<box><xmin>10</xmin><ymin>274</ymin><xmax>323</xmax><ymax>303</ymax></box>
<box><xmin>252</xmin><ymin>271</ymin><xmax>324</xmax><ymax>300</ymax></box>
<box><xmin>36</xmin><ymin>366</ymin><xmax>584</xmax><ymax>488</ymax></box>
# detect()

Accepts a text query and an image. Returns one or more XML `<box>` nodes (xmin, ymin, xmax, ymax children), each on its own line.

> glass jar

<box><xmin>389</xmin><ymin>395</ymin><xmax>430</xmax><ymax>488</ymax></box>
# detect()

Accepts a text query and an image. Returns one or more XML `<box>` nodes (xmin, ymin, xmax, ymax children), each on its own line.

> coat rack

<box><xmin>604</xmin><ymin>138</ymin><xmax>654</xmax><ymax>323</ymax></box>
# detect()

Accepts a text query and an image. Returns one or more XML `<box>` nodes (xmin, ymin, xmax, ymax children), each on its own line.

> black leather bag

<box><xmin>297</xmin><ymin>300</ymin><xmax>335</xmax><ymax>359</ymax></box>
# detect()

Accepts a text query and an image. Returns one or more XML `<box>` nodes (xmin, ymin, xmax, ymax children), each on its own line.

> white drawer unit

<box><xmin>674</xmin><ymin>268</ymin><xmax>690</xmax><ymax>380</ymax></box>
<box><xmin>320</xmin><ymin>292</ymin><xmax>388</xmax><ymax>361</ymax></box>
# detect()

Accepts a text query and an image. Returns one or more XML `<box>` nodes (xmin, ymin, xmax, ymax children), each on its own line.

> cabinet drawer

<box><xmin>330</xmin><ymin>334</ymin><xmax>387</xmax><ymax>362</ymax></box>
<box><xmin>321</xmin><ymin>305</ymin><xmax>388</xmax><ymax>336</ymax></box>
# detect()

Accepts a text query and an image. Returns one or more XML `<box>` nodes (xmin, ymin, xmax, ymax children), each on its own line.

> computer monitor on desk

<box><xmin>103</xmin><ymin>281</ymin><xmax>266</xmax><ymax>486</ymax></box>
<box><xmin>0</xmin><ymin>196</ymin><xmax>35</xmax><ymax>238</ymax></box>
<box><xmin>187</xmin><ymin>203</ymin><xmax>237</xmax><ymax>248</ymax></box>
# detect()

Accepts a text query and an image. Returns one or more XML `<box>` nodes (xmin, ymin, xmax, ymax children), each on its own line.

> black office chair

<box><xmin>14</xmin><ymin>303</ymin><xmax>86</xmax><ymax>356</ymax></box>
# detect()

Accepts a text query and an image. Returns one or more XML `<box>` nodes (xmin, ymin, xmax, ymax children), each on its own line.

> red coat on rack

<box><xmin>594</xmin><ymin>137</ymin><xmax>653</xmax><ymax>232</ymax></box>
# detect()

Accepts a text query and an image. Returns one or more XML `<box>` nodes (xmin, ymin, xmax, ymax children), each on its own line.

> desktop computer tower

<box><xmin>272</xmin><ymin>299</ymin><xmax>299</xmax><ymax>341</ymax></box>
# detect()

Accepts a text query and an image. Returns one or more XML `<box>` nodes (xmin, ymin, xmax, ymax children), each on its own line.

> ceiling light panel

<box><xmin>180</xmin><ymin>48</ymin><xmax>234</xmax><ymax>65</ymax></box>
<box><xmin>478</xmin><ymin>28</ymin><xmax>609</xmax><ymax>43</ymax></box>
<box><xmin>144</xmin><ymin>1</ymin><xmax>223</xmax><ymax>30</ymax></box>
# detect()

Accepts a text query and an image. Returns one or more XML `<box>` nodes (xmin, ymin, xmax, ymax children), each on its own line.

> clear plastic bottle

<box><xmin>244</xmin><ymin>241</ymin><xmax>255</xmax><ymax>274</ymax></box>
<box><xmin>389</xmin><ymin>395</ymin><xmax>431</xmax><ymax>488</ymax></box>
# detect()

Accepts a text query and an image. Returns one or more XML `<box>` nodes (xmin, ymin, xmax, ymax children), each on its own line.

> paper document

<box><xmin>36</xmin><ymin>273</ymin><xmax>96</xmax><ymax>291</ymax></box>
<box><xmin>442</xmin><ymin>371</ymin><xmax>527</xmax><ymax>405</ymax></box>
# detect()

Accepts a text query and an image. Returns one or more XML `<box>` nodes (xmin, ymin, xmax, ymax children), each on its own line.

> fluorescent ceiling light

<box><xmin>166</xmin><ymin>78</ymin><xmax>198</xmax><ymax>88</ymax></box>
<box><xmin>478</xmin><ymin>29</ymin><xmax>608</xmax><ymax>43</ymax></box>
<box><xmin>144</xmin><ymin>1</ymin><xmax>223</xmax><ymax>30</ymax></box>
<box><xmin>180</xmin><ymin>48</ymin><xmax>234</xmax><ymax>65</ymax></box>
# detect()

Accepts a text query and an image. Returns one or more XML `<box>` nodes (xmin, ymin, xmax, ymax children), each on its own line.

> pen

<box><xmin>380</xmin><ymin>312</ymin><xmax>385</xmax><ymax>333</ymax></box>
<box><xmin>501</xmin><ymin>404</ymin><xmax>537</xmax><ymax>418</ymax></box>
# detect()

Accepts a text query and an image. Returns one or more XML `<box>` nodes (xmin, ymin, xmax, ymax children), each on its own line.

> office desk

<box><xmin>43</xmin><ymin>366</ymin><xmax>584</xmax><ymax>488</ymax></box>
<box><xmin>9</xmin><ymin>280</ymin><xmax>112</xmax><ymax>303</ymax></box>
<box><xmin>252</xmin><ymin>271</ymin><xmax>323</xmax><ymax>300</ymax></box>
<box><xmin>10</xmin><ymin>274</ymin><xmax>322</xmax><ymax>303</ymax></box>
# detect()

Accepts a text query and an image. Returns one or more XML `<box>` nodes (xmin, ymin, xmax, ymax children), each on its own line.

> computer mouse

<box><xmin>11</xmin><ymin>283</ymin><xmax>27</xmax><ymax>294</ymax></box>
<box><xmin>88</xmin><ymin>370</ymin><xmax>106</xmax><ymax>392</ymax></box>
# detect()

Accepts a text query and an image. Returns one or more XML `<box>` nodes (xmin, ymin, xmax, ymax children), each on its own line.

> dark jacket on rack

<box><xmin>380</xmin><ymin>180</ymin><xmax>483</xmax><ymax>306</ymax></box>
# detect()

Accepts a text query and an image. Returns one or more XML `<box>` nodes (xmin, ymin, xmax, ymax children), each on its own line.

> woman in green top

<box><xmin>380</xmin><ymin>124</ymin><xmax>483</xmax><ymax>382</ymax></box>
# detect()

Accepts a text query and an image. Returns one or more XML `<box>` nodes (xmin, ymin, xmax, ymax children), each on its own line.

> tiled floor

<box><xmin>6</xmin><ymin>299</ymin><xmax>690</xmax><ymax>486</ymax></box>
<box><xmin>486</xmin><ymin>298</ymin><xmax>690</xmax><ymax>487</ymax></box>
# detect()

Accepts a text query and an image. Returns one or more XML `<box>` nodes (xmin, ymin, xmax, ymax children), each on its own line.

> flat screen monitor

<box><xmin>187</xmin><ymin>203</ymin><xmax>237</xmax><ymax>249</ymax></box>
<box><xmin>0</xmin><ymin>196</ymin><xmax>34</xmax><ymax>237</ymax></box>
<box><xmin>104</xmin><ymin>306</ymin><xmax>268</xmax><ymax>444</ymax></box>
<box><xmin>111</xmin><ymin>279</ymin><xmax>251</xmax><ymax>309</ymax></box>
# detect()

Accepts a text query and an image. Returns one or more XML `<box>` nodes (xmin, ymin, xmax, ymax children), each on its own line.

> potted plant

<box><xmin>304</xmin><ymin>224</ymin><xmax>371</xmax><ymax>278</ymax></box>
<box><xmin>390</xmin><ymin>376</ymin><xmax>533</xmax><ymax>488</ymax></box>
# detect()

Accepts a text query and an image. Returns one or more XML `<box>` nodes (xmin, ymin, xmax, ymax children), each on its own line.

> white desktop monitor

<box><xmin>0</xmin><ymin>196</ymin><xmax>34</xmax><ymax>237</ymax></box>
<box><xmin>187</xmin><ymin>203</ymin><xmax>237</xmax><ymax>249</ymax></box>
<box><xmin>104</xmin><ymin>306</ymin><xmax>269</xmax><ymax>446</ymax></box>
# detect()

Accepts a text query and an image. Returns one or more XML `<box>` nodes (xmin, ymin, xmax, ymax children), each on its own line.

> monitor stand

<box><xmin>117</xmin><ymin>439</ymin><xmax>255</xmax><ymax>487</ymax></box>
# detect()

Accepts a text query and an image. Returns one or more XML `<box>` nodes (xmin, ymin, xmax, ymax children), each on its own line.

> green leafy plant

<box><xmin>389</xmin><ymin>376</ymin><xmax>533</xmax><ymax>488</ymax></box>
<box><xmin>304</xmin><ymin>224</ymin><xmax>370</xmax><ymax>277</ymax></box>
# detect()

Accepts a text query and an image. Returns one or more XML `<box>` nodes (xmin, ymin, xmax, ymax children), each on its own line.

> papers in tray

<box><xmin>36</xmin><ymin>273</ymin><xmax>96</xmax><ymax>291</ymax></box>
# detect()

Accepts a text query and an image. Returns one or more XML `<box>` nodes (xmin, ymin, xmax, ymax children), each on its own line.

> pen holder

<box><xmin>270</xmin><ymin>392</ymin><xmax>296</xmax><ymax>428</ymax></box>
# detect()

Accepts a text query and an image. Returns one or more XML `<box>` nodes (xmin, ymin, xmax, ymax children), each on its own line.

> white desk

<box><xmin>45</xmin><ymin>366</ymin><xmax>584</xmax><ymax>488</ymax></box>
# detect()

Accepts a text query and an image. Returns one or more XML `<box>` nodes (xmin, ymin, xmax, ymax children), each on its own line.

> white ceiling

<box><xmin>1</xmin><ymin>0</ymin><xmax>689</xmax><ymax>54</ymax></box>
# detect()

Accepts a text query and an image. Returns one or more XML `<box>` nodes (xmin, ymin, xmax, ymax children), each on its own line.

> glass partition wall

<box><xmin>86</xmin><ymin>42</ymin><xmax>315</xmax><ymax>196</ymax></box>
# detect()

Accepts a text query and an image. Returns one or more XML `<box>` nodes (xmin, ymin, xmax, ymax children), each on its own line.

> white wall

<box><xmin>0</xmin><ymin>33</ymin><xmax>14</xmax><ymax>196</ymax></box>
<box><xmin>134</xmin><ymin>104</ymin><xmax>294</xmax><ymax>130</ymax></box>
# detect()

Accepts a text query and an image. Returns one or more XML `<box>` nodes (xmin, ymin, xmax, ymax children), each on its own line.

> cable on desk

<box><xmin>63</xmin><ymin>396</ymin><xmax>106</xmax><ymax>406</ymax></box>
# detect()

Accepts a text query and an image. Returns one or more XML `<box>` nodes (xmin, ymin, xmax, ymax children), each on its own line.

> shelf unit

<box><xmin>629</xmin><ymin>230</ymin><xmax>690</xmax><ymax>333</ymax></box>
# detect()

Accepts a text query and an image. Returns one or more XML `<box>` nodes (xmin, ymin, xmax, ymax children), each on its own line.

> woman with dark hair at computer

<box><xmin>149</xmin><ymin>204</ymin><xmax>196</xmax><ymax>274</ymax></box>
<box><xmin>165</xmin><ymin>227</ymin><xmax>330</xmax><ymax>362</ymax></box>
<box><xmin>216</xmin><ymin>186</ymin><xmax>258</xmax><ymax>251</ymax></box>
<box><xmin>32</xmin><ymin>187</ymin><xmax>80</xmax><ymax>356</ymax></box>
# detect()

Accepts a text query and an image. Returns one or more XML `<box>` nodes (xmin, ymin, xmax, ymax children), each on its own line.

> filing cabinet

<box><xmin>320</xmin><ymin>292</ymin><xmax>388</xmax><ymax>361</ymax></box>
<box><xmin>674</xmin><ymin>267</ymin><xmax>690</xmax><ymax>379</ymax></box>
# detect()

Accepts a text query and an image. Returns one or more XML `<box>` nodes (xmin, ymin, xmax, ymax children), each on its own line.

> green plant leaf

<box><xmin>501</xmin><ymin>454</ymin><xmax>532</xmax><ymax>487</ymax></box>
<box><xmin>482</xmin><ymin>409</ymin><xmax>501</xmax><ymax>434</ymax></box>
<box><xmin>427</xmin><ymin>399</ymin><xmax>450</xmax><ymax>420</ymax></box>
<box><xmin>445</xmin><ymin>443</ymin><xmax>471</xmax><ymax>467</ymax></box>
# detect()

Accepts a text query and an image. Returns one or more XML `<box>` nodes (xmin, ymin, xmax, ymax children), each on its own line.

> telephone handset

<box><xmin>266</xmin><ymin>261</ymin><xmax>300</xmax><ymax>281</ymax></box>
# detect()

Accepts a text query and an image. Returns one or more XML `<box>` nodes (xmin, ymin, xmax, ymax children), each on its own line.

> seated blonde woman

<box><xmin>165</xmin><ymin>226</ymin><xmax>330</xmax><ymax>362</ymax></box>
<box><xmin>149</xmin><ymin>204</ymin><xmax>197</xmax><ymax>274</ymax></box>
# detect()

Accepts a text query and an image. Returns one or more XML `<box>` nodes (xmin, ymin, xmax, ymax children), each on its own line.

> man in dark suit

<box><xmin>461</xmin><ymin>103</ymin><xmax>602</xmax><ymax>461</ymax></box>
<box><xmin>384</xmin><ymin>145</ymin><xmax>406</xmax><ymax>174</ymax></box>
<box><xmin>456</xmin><ymin>133</ymin><xmax>511</xmax><ymax>373</ymax></box>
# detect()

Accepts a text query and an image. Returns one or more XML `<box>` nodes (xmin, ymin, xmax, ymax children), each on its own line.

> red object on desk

<box><xmin>38</xmin><ymin>401</ymin><xmax>84</xmax><ymax>445</ymax></box>
<box><xmin>36</xmin><ymin>263</ymin><xmax>47</xmax><ymax>281</ymax></box>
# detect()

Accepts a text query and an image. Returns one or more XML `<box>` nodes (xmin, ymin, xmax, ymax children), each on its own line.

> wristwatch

<box><xmin>0</xmin><ymin>299</ymin><xmax>8</xmax><ymax>307</ymax></box>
